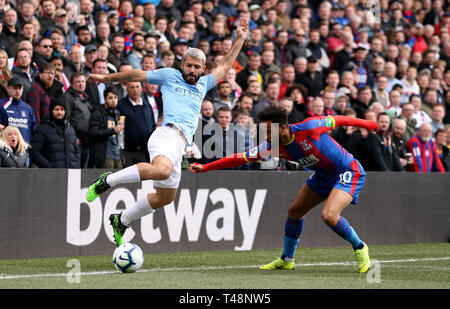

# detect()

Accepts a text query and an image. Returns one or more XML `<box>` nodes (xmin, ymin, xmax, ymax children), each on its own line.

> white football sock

<box><xmin>121</xmin><ymin>194</ymin><xmax>155</xmax><ymax>226</ymax></box>
<box><xmin>106</xmin><ymin>164</ymin><xmax>141</xmax><ymax>187</ymax></box>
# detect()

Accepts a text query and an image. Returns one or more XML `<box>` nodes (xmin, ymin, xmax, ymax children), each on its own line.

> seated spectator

<box><xmin>0</xmin><ymin>77</ymin><xmax>36</xmax><ymax>144</ymax></box>
<box><xmin>0</xmin><ymin>125</ymin><xmax>29</xmax><ymax>168</ymax></box>
<box><xmin>434</xmin><ymin>128</ymin><xmax>450</xmax><ymax>171</ymax></box>
<box><xmin>406</xmin><ymin>123</ymin><xmax>445</xmax><ymax>172</ymax></box>
<box><xmin>30</xmin><ymin>99</ymin><xmax>80</xmax><ymax>168</ymax></box>
<box><xmin>89</xmin><ymin>87</ymin><xmax>124</xmax><ymax>169</ymax></box>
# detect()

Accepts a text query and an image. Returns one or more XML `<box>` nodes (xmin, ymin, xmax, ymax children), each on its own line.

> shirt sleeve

<box><xmin>291</xmin><ymin>116</ymin><xmax>335</xmax><ymax>140</ymax></box>
<box><xmin>205</xmin><ymin>74</ymin><xmax>216</xmax><ymax>91</ymax></box>
<box><xmin>146</xmin><ymin>68</ymin><xmax>174</xmax><ymax>85</ymax></box>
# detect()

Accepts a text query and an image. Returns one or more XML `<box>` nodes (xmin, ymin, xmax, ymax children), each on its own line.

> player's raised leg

<box><xmin>321</xmin><ymin>188</ymin><xmax>370</xmax><ymax>273</ymax></box>
<box><xmin>86</xmin><ymin>156</ymin><xmax>173</xmax><ymax>203</ymax></box>
<box><xmin>260</xmin><ymin>183</ymin><xmax>325</xmax><ymax>270</ymax></box>
<box><xmin>109</xmin><ymin>185</ymin><xmax>177</xmax><ymax>245</ymax></box>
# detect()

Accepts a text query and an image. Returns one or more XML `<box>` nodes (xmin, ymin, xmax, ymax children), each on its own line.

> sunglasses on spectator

<box><xmin>40</xmin><ymin>45</ymin><xmax>53</xmax><ymax>48</ymax></box>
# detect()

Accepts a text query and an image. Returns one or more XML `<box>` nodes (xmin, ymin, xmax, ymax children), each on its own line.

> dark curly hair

<box><xmin>257</xmin><ymin>104</ymin><xmax>288</xmax><ymax>126</ymax></box>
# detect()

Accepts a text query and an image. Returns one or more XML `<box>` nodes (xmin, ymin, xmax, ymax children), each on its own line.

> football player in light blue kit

<box><xmin>86</xmin><ymin>18</ymin><xmax>250</xmax><ymax>246</ymax></box>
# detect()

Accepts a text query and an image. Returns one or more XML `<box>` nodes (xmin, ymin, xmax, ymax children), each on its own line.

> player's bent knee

<box><xmin>157</xmin><ymin>168</ymin><xmax>172</xmax><ymax>180</ymax></box>
<box><xmin>321</xmin><ymin>210</ymin><xmax>339</xmax><ymax>227</ymax></box>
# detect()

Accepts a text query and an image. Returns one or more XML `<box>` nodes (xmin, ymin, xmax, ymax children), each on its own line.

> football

<box><xmin>112</xmin><ymin>243</ymin><xmax>144</xmax><ymax>273</ymax></box>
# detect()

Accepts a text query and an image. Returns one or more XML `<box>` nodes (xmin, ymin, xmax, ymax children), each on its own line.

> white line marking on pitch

<box><xmin>0</xmin><ymin>257</ymin><xmax>449</xmax><ymax>280</ymax></box>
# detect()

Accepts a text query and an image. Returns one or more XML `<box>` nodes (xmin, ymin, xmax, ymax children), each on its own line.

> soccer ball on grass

<box><xmin>112</xmin><ymin>243</ymin><xmax>144</xmax><ymax>273</ymax></box>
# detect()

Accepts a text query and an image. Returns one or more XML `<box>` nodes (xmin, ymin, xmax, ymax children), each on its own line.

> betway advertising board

<box><xmin>0</xmin><ymin>169</ymin><xmax>449</xmax><ymax>259</ymax></box>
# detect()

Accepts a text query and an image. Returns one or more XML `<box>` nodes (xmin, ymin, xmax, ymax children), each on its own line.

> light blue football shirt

<box><xmin>146</xmin><ymin>68</ymin><xmax>215</xmax><ymax>144</ymax></box>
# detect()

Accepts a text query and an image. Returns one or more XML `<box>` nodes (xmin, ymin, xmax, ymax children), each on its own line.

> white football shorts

<box><xmin>147</xmin><ymin>125</ymin><xmax>186</xmax><ymax>189</ymax></box>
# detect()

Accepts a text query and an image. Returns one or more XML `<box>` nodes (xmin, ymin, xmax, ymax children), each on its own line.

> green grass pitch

<box><xmin>0</xmin><ymin>243</ymin><xmax>448</xmax><ymax>289</ymax></box>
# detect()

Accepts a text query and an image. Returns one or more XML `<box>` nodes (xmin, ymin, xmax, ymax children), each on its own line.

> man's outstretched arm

<box><xmin>211</xmin><ymin>18</ymin><xmax>248</xmax><ymax>85</ymax></box>
<box><xmin>88</xmin><ymin>69</ymin><xmax>147</xmax><ymax>84</ymax></box>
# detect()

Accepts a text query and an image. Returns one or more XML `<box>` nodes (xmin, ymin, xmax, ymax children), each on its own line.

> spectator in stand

<box><xmin>407</xmin><ymin>123</ymin><xmax>445</xmax><ymax>172</ymax></box>
<box><xmin>285</xmin><ymin>84</ymin><xmax>308</xmax><ymax>123</ymax></box>
<box><xmin>83</xmin><ymin>45</ymin><xmax>98</xmax><ymax>76</ymax></box>
<box><xmin>410</xmin><ymin>94</ymin><xmax>432</xmax><ymax>129</ymax></box>
<box><xmin>201</xmin><ymin>105</ymin><xmax>255</xmax><ymax>169</ymax></box>
<box><xmin>326</xmin><ymin>22</ymin><xmax>344</xmax><ymax>68</ymax></box>
<box><xmin>391</xmin><ymin>118</ymin><xmax>412</xmax><ymax>168</ymax></box>
<box><xmin>278</xmin><ymin>64</ymin><xmax>295</xmax><ymax>100</ymax></box>
<box><xmin>12</xmin><ymin>48</ymin><xmax>38</xmax><ymax>100</ymax></box>
<box><xmin>85</xmin><ymin>59</ymin><xmax>112</xmax><ymax>109</ymax></box>
<box><xmin>353</xmin><ymin>86</ymin><xmax>373</xmax><ymax>119</ymax></box>
<box><xmin>0</xmin><ymin>125</ymin><xmax>29</xmax><ymax>168</ymax></box>
<box><xmin>29</xmin><ymin>99</ymin><xmax>80</xmax><ymax>168</ymax></box>
<box><xmin>108</xmin><ymin>33</ymin><xmax>127</xmax><ymax>70</ymax></box>
<box><xmin>373</xmin><ymin>76</ymin><xmax>390</xmax><ymax>109</ymax></box>
<box><xmin>62</xmin><ymin>72</ymin><xmax>92</xmax><ymax>168</ymax></box>
<box><xmin>118</xmin><ymin>81</ymin><xmax>156</xmax><ymax>167</ymax></box>
<box><xmin>430</xmin><ymin>103</ymin><xmax>446</xmax><ymax>135</ymax></box>
<box><xmin>434</xmin><ymin>128</ymin><xmax>450</xmax><ymax>171</ymax></box>
<box><xmin>360</xmin><ymin>112</ymin><xmax>403</xmax><ymax>171</ymax></box>
<box><xmin>2</xmin><ymin>9</ymin><xmax>20</xmax><ymax>50</ymax></box>
<box><xmin>260</xmin><ymin>49</ymin><xmax>280</xmax><ymax>88</ymax></box>
<box><xmin>236</xmin><ymin>53</ymin><xmax>264</xmax><ymax>92</ymax></box>
<box><xmin>333</xmin><ymin>93</ymin><xmax>350</xmax><ymax>116</ymax></box>
<box><xmin>233</xmin><ymin>94</ymin><xmax>255</xmax><ymax>121</ymax></box>
<box><xmin>321</xmin><ymin>89</ymin><xmax>336</xmax><ymax>116</ymax></box>
<box><xmin>307</xmin><ymin>97</ymin><xmax>325</xmax><ymax>118</ymax></box>
<box><xmin>33</xmin><ymin>37</ymin><xmax>54</xmax><ymax>68</ymax></box>
<box><xmin>0</xmin><ymin>105</ymin><xmax>7</xmax><ymax>130</ymax></box>
<box><xmin>297</xmin><ymin>55</ymin><xmax>323</xmax><ymax>98</ymax></box>
<box><xmin>127</xmin><ymin>32</ymin><xmax>146</xmax><ymax>69</ymax></box>
<box><xmin>89</xmin><ymin>87</ymin><xmax>124</xmax><ymax>169</ymax></box>
<box><xmin>212</xmin><ymin>80</ymin><xmax>236</xmax><ymax>114</ymax></box>
<box><xmin>398</xmin><ymin>102</ymin><xmax>417</xmax><ymax>142</ymax></box>
<box><xmin>386</xmin><ymin>89</ymin><xmax>403</xmax><ymax>118</ymax></box>
<box><xmin>26</xmin><ymin>62</ymin><xmax>64</xmax><ymax>126</ymax></box>
<box><xmin>262</xmin><ymin>80</ymin><xmax>280</xmax><ymax>107</ymax></box>
<box><xmin>0</xmin><ymin>77</ymin><xmax>36</xmax><ymax>144</ymax></box>
<box><xmin>0</xmin><ymin>49</ymin><xmax>12</xmax><ymax>100</ymax></box>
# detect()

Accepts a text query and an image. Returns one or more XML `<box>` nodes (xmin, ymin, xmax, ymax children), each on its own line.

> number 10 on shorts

<box><xmin>339</xmin><ymin>171</ymin><xmax>353</xmax><ymax>185</ymax></box>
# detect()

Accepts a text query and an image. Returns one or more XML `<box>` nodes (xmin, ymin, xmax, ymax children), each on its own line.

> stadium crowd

<box><xmin>0</xmin><ymin>0</ymin><xmax>449</xmax><ymax>172</ymax></box>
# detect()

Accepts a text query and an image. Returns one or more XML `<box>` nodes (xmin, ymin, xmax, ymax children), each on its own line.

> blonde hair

<box><xmin>1</xmin><ymin>126</ymin><xmax>29</xmax><ymax>155</ymax></box>
<box><xmin>0</xmin><ymin>49</ymin><xmax>12</xmax><ymax>82</ymax></box>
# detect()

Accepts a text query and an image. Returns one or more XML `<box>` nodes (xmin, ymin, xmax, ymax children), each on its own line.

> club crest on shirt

<box><xmin>300</xmin><ymin>140</ymin><xmax>312</xmax><ymax>151</ymax></box>
<box><xmin>197</xmin><ymin>84</ymin><xmax>203</xmax><ymax>92</ymax></box>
